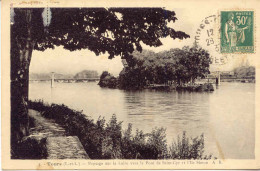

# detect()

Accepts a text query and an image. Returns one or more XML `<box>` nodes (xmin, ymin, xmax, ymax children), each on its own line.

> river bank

<box><xmin>21</xmin><ymin>100</ymin><xmax>214</xmax><ymax>160</ymax></box>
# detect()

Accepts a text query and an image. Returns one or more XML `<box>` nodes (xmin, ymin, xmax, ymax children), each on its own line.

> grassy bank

<box><xmin>28</xmin><ymin>100</ymin><xmax>213</xmax><ymax>159</ymax></box>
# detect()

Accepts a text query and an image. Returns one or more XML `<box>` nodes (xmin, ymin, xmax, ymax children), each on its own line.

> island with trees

<box><xmin>99</xmin><ymin>46</ymin><xmax>214</xmax><ymax>91</ymax></box>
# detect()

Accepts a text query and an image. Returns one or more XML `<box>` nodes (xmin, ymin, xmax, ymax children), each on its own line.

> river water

<box><xmin>29</xmin><ymin>81</ymin><xmax>255</xmax><ymax>159</ymax></box>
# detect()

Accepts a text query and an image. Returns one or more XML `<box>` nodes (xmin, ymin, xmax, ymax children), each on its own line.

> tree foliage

<box><xmin>118</xmin><ymin>46</ymin><xmax>210</xmax><ymax>89</ymax></box>
<box><xmin>12</xmin><ymin>8</ymin><xmax>190</xmax><ymax>58</ymax></box>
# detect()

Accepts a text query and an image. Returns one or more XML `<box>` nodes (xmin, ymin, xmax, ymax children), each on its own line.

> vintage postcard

<box><xmin>1</xmin><ymin>0</ymin><xmax>260</xmax><ymax>170</ymax></box>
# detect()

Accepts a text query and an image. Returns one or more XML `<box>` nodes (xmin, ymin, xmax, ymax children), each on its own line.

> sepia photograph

<box><xmin>1</xmin><ymin>0</ymin><xmax>260</xmax><ymax>170</ymax></box>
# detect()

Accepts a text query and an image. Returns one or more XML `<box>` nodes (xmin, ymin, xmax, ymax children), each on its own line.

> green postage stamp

<box><xmin>221</xmin><ymin>11</ymin><xmax>254</xmax><ymax>53</ymax></box>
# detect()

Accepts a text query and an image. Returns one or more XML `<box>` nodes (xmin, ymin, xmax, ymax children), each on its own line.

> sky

<box><xmin>29</xmin><ymin>8</ymin><xmax>255</xmax><ymax>76</ymax></box>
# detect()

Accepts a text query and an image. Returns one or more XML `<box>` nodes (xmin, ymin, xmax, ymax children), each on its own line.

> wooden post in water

<box><xmin>216</xmin><ymin>71</ymin><xmax>221</xmax><ymax>85</ymax></box>
<box><xmin>218</xmin><ymin>71</ymin><xmax>221</xmax><ymax>85</ymax></box>
<box><xmin>51</xmin><ymin>72</ymin><xmax>55</xmax><ymax>88</ymax></box>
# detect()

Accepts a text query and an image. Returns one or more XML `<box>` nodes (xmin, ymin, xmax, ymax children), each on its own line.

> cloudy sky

<box><xmin>29</xmin><ymin>8</ymin><xmax>255</xmax><ymax>76</ymax></box>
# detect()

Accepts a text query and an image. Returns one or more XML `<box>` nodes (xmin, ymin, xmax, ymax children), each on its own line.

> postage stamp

<box><xmin>220</xmin><ymin>11</ymin><xmax>254</xmax><ymax>53</ymax></box>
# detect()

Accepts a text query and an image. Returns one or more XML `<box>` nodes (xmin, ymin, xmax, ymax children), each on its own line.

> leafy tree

<box><xmin>11</xmin><ymin>8</ymin><xmax>189</xmax><ymax>148</ymax></box>
<box><xmin>118</xmin><ymin>50</ymin><xmax>157</xmax><ymax>89</ymax></box>
<box><xmin>181</xmin><ymin>46</ymin><xmax>210</xmax><ymax>84</ymax></box>
<box><xmin>98</xmin><ymin>71</ymin><xmax>118</xmax><ymax>88</ymax></box>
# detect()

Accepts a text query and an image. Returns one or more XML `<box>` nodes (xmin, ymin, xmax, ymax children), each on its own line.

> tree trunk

<box><xmin>11</xmin><ymin>9</ymin><xmax>34</xmax><ymax>150</ymax></box>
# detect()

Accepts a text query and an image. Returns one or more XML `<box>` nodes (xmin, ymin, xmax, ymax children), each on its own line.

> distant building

<box><xmin>208</xmin><ymin>71</ymin><xmax>235</xmax><ymax>78</ymax></box>
<box><xmin>221</xmin><ymin>71</ymin><xmax>235</xmax><ymax>78</ymax></box>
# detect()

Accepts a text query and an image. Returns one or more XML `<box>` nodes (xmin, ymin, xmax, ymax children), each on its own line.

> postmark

<box><xmin>194</xmin><ymin>12</ymin><xmax>254</xmax><ymax>70</ymax></box>
<box><xmin>220</xmin><ymin>11</ymin><xmax>254</xmax><ymax>53</ymax></box>
<box><xmin>194</xmin><ymin>14</ymin><xmax>232</xmax><ymax>66</ymax></box>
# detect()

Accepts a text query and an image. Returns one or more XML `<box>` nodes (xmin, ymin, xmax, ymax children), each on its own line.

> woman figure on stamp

<box><xmin>225</xmin><ymin>13</ymin><xmax>248</xmax><ymax>49</ymax></box>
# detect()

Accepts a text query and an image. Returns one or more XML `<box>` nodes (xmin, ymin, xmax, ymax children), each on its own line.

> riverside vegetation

<box><xmin>24</xmin><ymin>100</ymin><xmax>214</xmax><ymax>159</ymax></box>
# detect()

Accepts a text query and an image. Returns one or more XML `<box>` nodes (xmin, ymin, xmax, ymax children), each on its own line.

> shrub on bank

<box><xmin>28</xmin><ymin>100</ymin><xmax>213</xmax><ymax>159</ymax></box>
<box><xmin>168</xmin><ymin>132</ymin><xmax>212</xmax><ymax>159</ymax></box>
<box><xmin>98</xmin><ymin>71</ymin><xmax>118</xmax><ymax>89</ymax></box>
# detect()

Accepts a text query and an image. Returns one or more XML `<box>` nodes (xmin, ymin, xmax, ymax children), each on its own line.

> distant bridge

<box><xmin>30</xmin><ymin>78</ymin><xmax>100</xmax><ymax>83</ymax></box>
